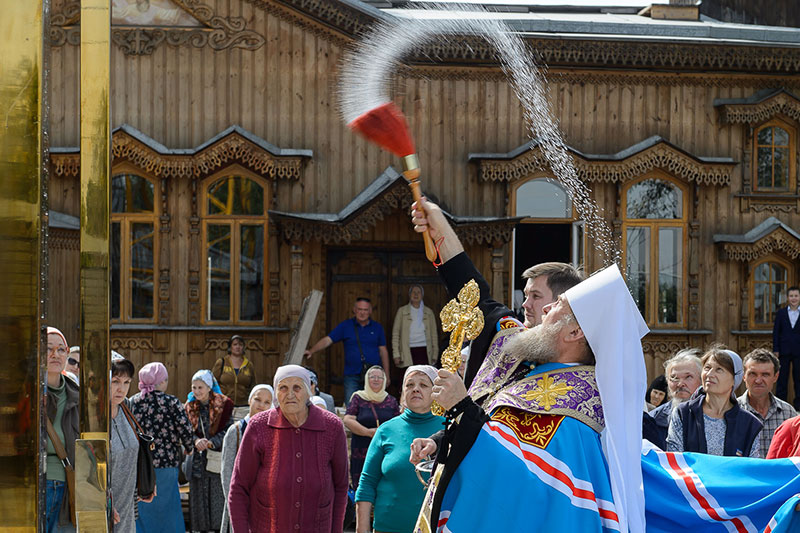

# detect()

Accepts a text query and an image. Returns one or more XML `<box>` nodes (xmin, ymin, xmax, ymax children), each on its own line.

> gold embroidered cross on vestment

<box><xmin>522</xmin><ymin>375</ymin><xmax>574</xmax><ymax>411</ymax></box>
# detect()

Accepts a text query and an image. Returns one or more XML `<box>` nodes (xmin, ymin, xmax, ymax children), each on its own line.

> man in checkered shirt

<box><xmin>737</xmin><ymin>348</ymin><xmax>797</xmax><ymax>458</ymax></box>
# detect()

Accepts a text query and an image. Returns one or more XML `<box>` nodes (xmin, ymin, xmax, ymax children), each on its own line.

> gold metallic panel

<box><xmin>0</xmin><ymin>1</ymin><xmax>48</xmax><ymax>530</ymax></box>
<box><xmin>74</xmin><ymin>439</ymin><xmax>109</xmax><ymax>532</ymax></box>
<box><xmin>80</xmin><ymin>0</ymin><xmax>111</xmax><ymax>436</ymax></box>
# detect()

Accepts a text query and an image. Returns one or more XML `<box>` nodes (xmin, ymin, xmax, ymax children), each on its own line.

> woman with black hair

<box><xmin>212</xmin><ymin>335</ymin><xmax>259</xmax><ymax>421</ymax></box>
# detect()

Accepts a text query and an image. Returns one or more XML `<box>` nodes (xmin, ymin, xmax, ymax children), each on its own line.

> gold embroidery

<box><xmin>521</xmin><ymin>375</ymin><xmax>574</xmax><ymax>411</ymax></box>
<box><xmin>491</xmin><ymin>407</ymin><xmax>564</xmax><ymax>449</ymax></box>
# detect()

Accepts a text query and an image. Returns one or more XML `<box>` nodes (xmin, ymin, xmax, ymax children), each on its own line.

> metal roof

<box><xmin>369</xmin><ymin>2</ymin><xmax>800</xmax><ymax>47</ymax></box>
<box><xmin>713</xmin><ymin>217</ymin><xmax>800</xmax><ymax>244</ymax></box>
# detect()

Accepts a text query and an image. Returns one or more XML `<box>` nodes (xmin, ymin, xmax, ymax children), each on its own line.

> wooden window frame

<box><xmin>749</xmin><ymin>256</ymin><xmax>793</xmax><ymax>330</ymax></box>
<box><xmin>621</xmin><ymin>172</ymin><xmax>689</xmax><ymax>329</ymax></box>
<box><xmin>200</xmin><ymin>167</ymin><xmax>269</xmax><ymax>325</ymax></box>
<box><xmin>507</xmin><ymin>174</ymin><xmax>584</xmax><ymax>305</ymax></box>
<box><xmin>752</xmin><ymin>118</ymin><xmax>796</xmax><ymax>193</ymax></box>
<box><xmin>110</xmin><ymin>166</ymin><xmax>159</xmax><ymax>324</ymax></box>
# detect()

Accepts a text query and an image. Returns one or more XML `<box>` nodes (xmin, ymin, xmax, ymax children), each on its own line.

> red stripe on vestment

<box><xmin>664</xmin><ymin>453</ymin><xmax>748</xmax><ymax>533</ymax></box>
<box><xmin>486</xmin><ymin>422</ymin><xmax>620</xmax><ymax>525</ymax></box>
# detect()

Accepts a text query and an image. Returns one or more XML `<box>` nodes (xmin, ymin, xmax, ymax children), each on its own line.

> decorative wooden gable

<box><xmin>469</xmin><ymin>136</ymin><xmax>736</xmax><ymax>187</ymax></box>
<box><xmin>714</xmin><ymin>217</ymin><xmax>800</xmax><ymax>262</ymax></box>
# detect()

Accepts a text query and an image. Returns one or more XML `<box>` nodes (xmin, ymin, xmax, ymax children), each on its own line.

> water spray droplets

<box><xmin>339</xmin><ymin>5</ymin><xmax>621</xmax><ymax>267</ymax></box>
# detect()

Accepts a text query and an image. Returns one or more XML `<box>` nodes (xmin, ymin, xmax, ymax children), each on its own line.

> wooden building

<box><xmin>47</xmin><ymin>0</ymin><xmax>800</xmax><ymax>402</ymax></box>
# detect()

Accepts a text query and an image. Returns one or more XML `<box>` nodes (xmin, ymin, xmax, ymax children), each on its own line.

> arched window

<box><xmin>754</xmin><ymin>120</ymin><xmax>794</xmax><ymax>191</ymax></box>
<box><xmin>515</xmin><ymin>178</ymin><xmax>572</xmax><ymax>219</ymax></box>
<box><xmin>203</xmin><ymin>174</ymin><xmax>267</xmax><ymax>323</ymax></box>
<box><xmin>751</xmin><ymin>259</ymin><xmax>790</xmax><ymax>327</ymax></box>
<box><xmin>111</xmin><ymin>173</ymin><xmax>158</xmax><ymax>321</ymax></box>
<box><xmin>622</xmin><ymin>175</ymin><xmax>687</xmax><ymax>327</ymax></box>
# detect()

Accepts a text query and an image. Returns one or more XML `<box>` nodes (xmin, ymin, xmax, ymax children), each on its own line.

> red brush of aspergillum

<box><xmin>348</xmin><ymin>102</ymin><xmax>415</xmax><ymax>158</ymax></box>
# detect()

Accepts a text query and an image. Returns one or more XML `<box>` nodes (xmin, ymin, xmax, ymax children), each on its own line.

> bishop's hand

<box><xmin>432</xmin><ymin>369</ymin><xmax>467</xmax><ymax>412</ymax></box>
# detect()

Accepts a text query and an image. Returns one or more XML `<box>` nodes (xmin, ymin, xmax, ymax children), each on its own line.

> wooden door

<box><xmin>325</xmin><ymin>248</ymin><xmax>448</xmax><ymax>403</ymax></box>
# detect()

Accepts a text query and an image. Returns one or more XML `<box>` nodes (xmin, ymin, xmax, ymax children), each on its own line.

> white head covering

<box><xmin>403</xmin><ymin>365</ymin><xmax>438</xmax><ymax>386</ymax></box>
<box><xmin>249</xmin><ymin>384</ymin><xmax>275</xmax><ymax>405</ymax></box>
<box><xmin>564</xmin><ymin>264</ymin><xmax>649</xmax><ymax>533</ymax></box>
<box><xmin>721</xmin><ymin>349</ymin><xmax>744</xmax><ymax>389</ymax></box>
<box><xmin>111</xmin><ymin>350</ymin><xmax>125</xmax><ymax>362</ymax></box>
<box><xmin>310</xmin><ymin>395</ymin><xmax>327</xmax><ymax>408</ymax></box>
<box><xmin>192</xmin><ymin>369</ymin><xmax>214</xmax><ymax>389</ymax></box>
<box><xmin>273</xmin><ymin>364</ymin><xmax>312</xmax><ymax>392</ymax></box>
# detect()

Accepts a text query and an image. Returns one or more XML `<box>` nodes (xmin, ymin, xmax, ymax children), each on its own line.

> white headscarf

<box><xmin>249</xmin><ymin>384</ymin><xmax>275</xmax><ymax>406</ymax></box>
<box><xmin>403</xmin><ymin>365</ymin><xmax>438</xmax><ymax>386</ymax></box>
<box><xmin>722</xmin><ymin>349</ymin><xmax>744</xmax><ymax>389</ymax></box>
<box><xmin>564</xmin><ymin>264</ymin><xmax>649</xmax><ymax>533</ymax></box>
<box><xmin>310</xmin><ymin>396</ymin><xmax>327</xmax><ymax>409</ymax></box>
<box><xmin>273</xmin><ymin>364</ymin><xmax>312</xmax><ymax>392</ymax></box>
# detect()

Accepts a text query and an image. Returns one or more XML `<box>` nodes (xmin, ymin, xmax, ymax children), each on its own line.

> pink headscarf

<box><xmin>138</xmin><ymin>362</ymin><xmax>168</xmax><ymax>396</ymax></box>
<box><xmin>46</xmin><ymin>327</ymin><xmax>68</xmax><ymax>349</ymax></box>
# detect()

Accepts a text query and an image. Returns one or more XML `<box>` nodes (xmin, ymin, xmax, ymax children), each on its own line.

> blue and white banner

<box><xmin>642</xmin><ymin>443</ymin><xmax>800</xmax><ymax>532</ymax></box>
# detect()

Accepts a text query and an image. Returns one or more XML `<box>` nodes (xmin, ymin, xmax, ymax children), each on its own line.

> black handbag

<box><xmin>121</xmin><ymin>402</ymin><xmax>157</xmax><ymax>499</ymax></box>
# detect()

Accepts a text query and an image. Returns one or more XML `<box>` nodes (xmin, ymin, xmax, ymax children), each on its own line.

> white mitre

<box><xmin>564</xmin><ymin>263</ymin><xmax>649</xmax><ymax>533</ymax></box>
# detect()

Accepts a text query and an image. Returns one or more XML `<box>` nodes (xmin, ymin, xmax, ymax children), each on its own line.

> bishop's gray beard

<box><xmin>505</xmin><ymin>321</ymin><xmax>562</xmax><ymax>364</ymax></box>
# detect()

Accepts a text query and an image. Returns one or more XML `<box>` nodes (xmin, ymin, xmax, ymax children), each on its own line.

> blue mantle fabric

<box><xmin>436</xmin><ymin>362</ymin><xmax>620</xmax><ymax>532</ymax></box>
<box><xmin>642</xmin><ymin>443</ymin><xmax>800</xmax><ymax>532</ymax></box>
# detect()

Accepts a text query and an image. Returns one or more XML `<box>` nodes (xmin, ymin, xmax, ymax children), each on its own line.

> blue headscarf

<box><xmin>187</xmin><ymin>369</ymin><xmax>222</xmax><ymax>402</ymax></box>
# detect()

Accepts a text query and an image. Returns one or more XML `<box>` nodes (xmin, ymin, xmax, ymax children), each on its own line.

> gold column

<box><xmin>0</xmin><ymin>2</ymin><xmax>48</xmax><ymax>531</ymax></box>
<box><xmin>78</xmin><ymin>0</ymin><xmax>111</xmax><ymax>529</ymax></box>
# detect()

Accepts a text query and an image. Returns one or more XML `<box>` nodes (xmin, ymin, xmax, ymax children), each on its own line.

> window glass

<box><xmin>515</xmin><ymin>178</ymin><xmax>571</xmax><ymax>218</ymax></box>
<box><xmin>626</xmin><ymin>226</ymin><xmax>650</xmax><ymax>318</ymax></box>
<box><xmin>130</xmin><ymin>222</ymin><xmax>154</xmax><ymax>319</ymax></box>
<box><xmin>207</xmin><ymin>177</ymin><xmax>264</xmax><ymax>216</ymax></box>
<box><xmin>240</xmin><ymin>225</ymin><xmax>264</xmax><ymax>321</ymax></box>
<box><xmin>626</xmin><ymin>179</ymin><xmax>682</xmax><ymax>219</ymax></box>
<box><xmin>207</xmin><ymin>224</ymin><xmax>232</xmax><ymax>321</ymax></box>
<box><xmin>111</xmin><ymin>222</ymin><xmax>121</xmax><ymax>320</ymax></box>
<box><xmin>753</xmin><ymin>261</ymin><xmax>788</xmax><ymax>325</ymax></box>
<box><xmin>112</xmin><ymin>174</ymin><xmax>155</xmax><ymax>213</ymax></box>
<box><xmin>756</xmin><ymin>126</ymin><xmax>791</xmax><ymax>190</ymax></box>
<box><xmin>657</xmin><ymin>227</ymin><xmax>682</xmax><ymax>324</ymax></box>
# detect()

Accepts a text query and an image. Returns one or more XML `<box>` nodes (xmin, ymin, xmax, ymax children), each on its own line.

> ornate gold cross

<box><xmin>431</xmin><ymin>279</ymin><xmax>484</xmax><ymax>416</ymax></box>
<box><xmin>521</xmin><ymin>375</ymin><xmax>574</xmax><ymax>411</ymax></box>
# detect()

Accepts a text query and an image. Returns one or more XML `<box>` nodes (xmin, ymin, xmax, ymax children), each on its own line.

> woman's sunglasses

<box><xmin>67</xmin><ymin>357</ymin><xmax>79</xmax><ymax>367</ymax></box>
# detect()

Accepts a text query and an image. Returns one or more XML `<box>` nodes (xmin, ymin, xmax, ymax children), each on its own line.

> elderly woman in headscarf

<box><xmin>185</xmin><ymin>369</ymin><xmax>234</xmax><ymax>532</ymax></box>
<box><xmin>343</xmin><ymin>365</ymin><xmax>401</xmax><ymax>490</ymax></box>
<box><xmin>645</xmin><ymin>374</ymin><xmax>668</xmax><ymax>411</ymax></box>
<box><xmin>354</xmin><ymin>365</ymin><xmax>444</xmax><ymax>533</ymax></box>
<box><xmin>667</xmin><ymin>345</ymin><xmax>763</xmax><ymax>457</ymax></box>
<box><xmin>44</xmin><ymin>326</ymin><xmax>79</xmax><ymax>532</ymax></box>
<box><xmin>129</xmin><ymin>362</ymin><xmax>195</xmax><ymax>532</ymax></box>
<box><xmin>228</xmin><ymin>365</ymin><xmax>349</xmax><ymax>533</ymax></box>
<box><xmin>220</xmin><ymin>384</ymin><xmax>273</xmax><ymax>533</ymax></box>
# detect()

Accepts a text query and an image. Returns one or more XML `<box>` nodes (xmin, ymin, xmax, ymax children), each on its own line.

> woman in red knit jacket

<box><xmin>228</xmin><ymin>365</ymin><xmax>348</xmax><ymax>532</ymax></box>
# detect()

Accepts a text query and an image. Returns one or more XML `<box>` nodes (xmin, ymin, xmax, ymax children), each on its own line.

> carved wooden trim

<box><xmin>275</xmin><ymin>179</ymin><xmax>517</xmax><ymax>246</ymax></box>
<box><xmin>49</xmin><ymin>227</ymin><xmax>79</xmax><ymax>251</ymax></box>
<box><xmin>248</xmin><ymin>0</ymin><xmax>800</xmax><ymax>74</ymax></box>
<box><xmin>111</xmin><ymin>336</ymin><xmax>154</xmax><ymax>351</ymax></box>
<box><xmin>718</xmin><ymin>92</ymin><xmax>800</xmax><ymax>125</ymax></box>
<box><xmin>53</xmin><ymin>130</ymin><xmax>304</xmax><ymax>181</ymax></box>
<box><xmin>188</xmin><ymin>177</ymin><xmax>201</xmax><ymax>326</ymax></box>
<box><xmin>204</xmin><ymin>336</ymin><xmax>266</xmax><ymax>353</ymax></box>
<box><xmin>277</xmin><ymin>181</ymin><xmax>413</xmax><ymax>244</ymax></box>
<box><xmin>52</xmin><ymin>0</ymin><xmax>265</xmax><ymax>55</ymax></box>
<box><xmin>733</xmin><ymin>332</ymin><xmax>772</xmax><ymax>355</ymax></box>
<box><xmin>478</xmin><ymin>143</ymin><xmax>733</xmax><ymax>187</ymax></box>
<box><xmin>721</xmin><ymin>228</ymin><xmax>800</xmax><ymax>261</ymax></box>
<box><xmin>268</xmin><ymin>226</ymin><xmax>281</xmax><ymax>327</ymax></box>
<box><xmin>290</xmin><ymin>243</ymin><xmax>303</xmax><ymax>322</ymax></box>
<box><xmin>52</xmin><ymin>153</ymin><xmax>80</xmax><ymax>178</ymax></box>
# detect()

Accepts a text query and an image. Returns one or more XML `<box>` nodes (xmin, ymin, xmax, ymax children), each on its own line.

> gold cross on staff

<box><xmin>431</xmin><ymin>279</ymin><xmax>485</xmax><ymax>416</ymax></box>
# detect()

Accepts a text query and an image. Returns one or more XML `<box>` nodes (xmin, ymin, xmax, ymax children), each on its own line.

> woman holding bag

<box><xmin>110</xmin><ymin>355</ymin><xmax>155</xmax><ymax>531</ymax></box>
<box><xmin>185</xmin><ymin>369</ymin><xmax>233</xmax><ymax>532</ymax></box>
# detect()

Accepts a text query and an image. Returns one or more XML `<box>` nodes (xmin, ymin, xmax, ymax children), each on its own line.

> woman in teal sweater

<box><xmin>355</xmin><ymin>365</ymin><xmax>444</xmax><ymax>533</ymax></box>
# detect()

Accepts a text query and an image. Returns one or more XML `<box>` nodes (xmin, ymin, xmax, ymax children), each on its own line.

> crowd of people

<box><xmin>41</xmin><ymin>198</ymin><xmax>800</xmax><ymax>533</ymax></box>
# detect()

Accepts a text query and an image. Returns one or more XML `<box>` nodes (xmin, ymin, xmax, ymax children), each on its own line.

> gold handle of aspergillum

<box><xmin>402</xmin><ymin>155</ymin><xmax>438</xmax><ymax>263</ymax></box>
<box><xmin>431</xmin><ymin>279</ymin><xmax>485</xmax><ymax>416</ymax></box>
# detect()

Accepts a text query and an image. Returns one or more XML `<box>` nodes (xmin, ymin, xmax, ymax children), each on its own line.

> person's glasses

<box><xmin>48</xmin><ymin>346</ymin><xmax>68</xmax><ymax>356</ymax></box>
<box><xmin>67</xmin><ymin>357</ymin><xmax>79</xmax><ymax>367</ymax></box>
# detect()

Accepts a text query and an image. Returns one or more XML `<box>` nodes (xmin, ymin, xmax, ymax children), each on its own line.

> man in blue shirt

<box><xmin>305</xmin><ymin>297</ymin><xmax>390</xmax><ymax>406</ymax></box>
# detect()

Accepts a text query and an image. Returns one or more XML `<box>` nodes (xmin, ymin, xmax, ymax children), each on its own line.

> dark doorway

<box><xmin>512</xmin><ymin>223</ymin><xmax>572</xmax><ymax>313</ymax></box>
